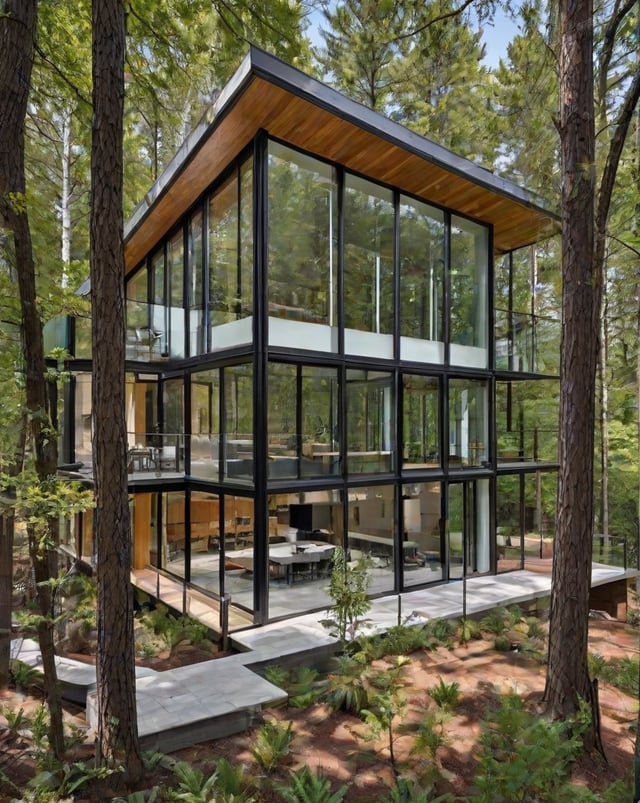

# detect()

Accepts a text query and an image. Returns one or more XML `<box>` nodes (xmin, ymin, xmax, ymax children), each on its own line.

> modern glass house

<box><xmin>57</xmin><ymin>48</ymin><xmax>562</xmax><ymax>630</ymax></box>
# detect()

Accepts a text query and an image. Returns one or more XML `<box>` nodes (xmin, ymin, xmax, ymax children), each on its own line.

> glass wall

<box><xmin>496</xmin><ymin>379</ymin><xmax>559</xmax><ymax>464</ymax></box>
<box><xmin>524</xmin><ymin>471</ymin><xmax>557</xmax><ymax>563</ymax></box>
<box><xmin>267</xmin><ymin>362</ymin><xmax>340</xmax><ymax>481</ymax></box>
<box><xmin>223</xmin><ymin>363</ymin><xmax>254</xmax><ymax>483</ymax></box>
<box><xmin>344</xmin><ymin>175</ymin><xmax>394</xmax><ymax>358</ymax></box>
<box><xmin>346</xmin><ymin>369</ymin><xmax>393</xmax><ymax>474</ymax></box>
<box><xmin>496</xmin><ymin>474</ymin><xmax>523</xmax><ymax>572</ymax></box>
<box><xmin>402</xmin><ymin>374</ymin><xmax>439</xmax><ymax>469</ymax></box>
<box><xmin>347</xmin><ymin>484</ymin><xmax>395</xmax><ymax>595</ymax></box>
<box><xmin>402</xmin><ymin>482</ymin><xmax>443</xmax><ymax>586</ymax></box>
<box><xmin>268</xmin><ymin>142</ymin><xmax>338</xmax><ymax>352</ymax></box>
<box><xmin>448</xmin><ymin>480</ymin><xmax>490</xmax><ymax>579</ymax></box>
<box><xmin>399</xmin><ymin>196</ymin><xmax>445</xmax><ymax>363</ymax></box>
<box><xmin>449</xmin><ymin>216</ymin><xmax>488</xmax><ymax>368</ymax></box>
<box><xmin>126</xmin><ymin>265</ymin><xmax>153</xmax><ymax>360</ymax></box>
<box><xmin>162</xmin><ymin>491</ymin><xmax>186</xmax><ymax>579</ymax></box>
<box><xmin>209</xmin><ymin>160</ymin><xmax>253</xmax><ymax>351</ymax></box>
<box><xmin>448</xmin><ymin>378</ymin><xmax>488</xmax><ymax>468</ymax></box>
<box><xmin>73</xmin><ymin>373</ymin><xmax>92</xmax><ymax>467</ymax></box>
<box><xmin>191</xmin><ymin>369</ymin><xmax>220</xmax><ymax>480</ymax></box>
<box><xmin>188</xmin><ymin>208</ymin><xmax>205</xmax><ymax>355</ymax></box>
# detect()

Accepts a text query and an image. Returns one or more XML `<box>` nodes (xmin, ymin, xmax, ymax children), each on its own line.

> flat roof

<box><xmin>124</xmin><ymin>47</ymin><xmax>558</xmax><ymax>270</ymax></box>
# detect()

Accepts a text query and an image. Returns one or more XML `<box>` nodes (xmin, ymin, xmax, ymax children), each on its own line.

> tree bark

<box><xmin>0</xmin><ymin>0</ymin><xmax>65</xmax><ymax>759</ymax></box>
<box><xmin>91</xmin><ymin>0</ymin><xmax>144</xmax><ymax>783</ymax></box>
<box><xmin>544</xmin><ymin>0</ymin><xmax>597</xmax><ymax>729</ymax></box>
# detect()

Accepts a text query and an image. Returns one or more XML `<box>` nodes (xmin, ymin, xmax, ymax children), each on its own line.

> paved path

<box><xmin>11</xmin><ymin>565</ymin><xmax>632</xmax><ymax>752</ymax></box>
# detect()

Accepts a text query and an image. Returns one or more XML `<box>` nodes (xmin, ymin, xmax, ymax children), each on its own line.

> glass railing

<box><xmin>495</xmin><ymin>309</ymin><xmax>560</xmax><ymax>375</ymax></box>
<box><xmin>496</xmin><ymin>428</ymin><xmax>558</xmax><ymax>464</ymax></box>
<box><xmin>127</xmin><ymin>432</ymin><xmax>185</xmax><ymax>474</ymax></box>
<box><xmin>592</xmin><ymin>534</ymin><xmax>628</xmax><ymax>569</ymax></box>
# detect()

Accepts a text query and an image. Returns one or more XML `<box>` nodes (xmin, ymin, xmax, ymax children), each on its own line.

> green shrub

<box><xmin>428</xmin><ymin>677</ymin><xmax>461</xmax><ymax>711</ymax></box>
<box><xmin>323</xmin><ymin>652</ymin><xmax>372</xmax><ymax>714</ymax></box>
<box><xmin>251</xmin><ymin>719</ymin><xmax>293</xmax><ymax>772</ymax></box>
<box><xmin>473</xmin><ymin>693</ymin><xmax>590</xmax><ymax>802</ymax></box>
<box><xmin>273</xmin><ymin>765</ymin><xmax>349</xmax><ymax>802</ymax></box>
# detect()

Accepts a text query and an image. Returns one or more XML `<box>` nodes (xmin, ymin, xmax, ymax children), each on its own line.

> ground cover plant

<box><xmin>1</xmin><ymin>609</ymin><xmax>637</xmax><ymax>801</ymax></box>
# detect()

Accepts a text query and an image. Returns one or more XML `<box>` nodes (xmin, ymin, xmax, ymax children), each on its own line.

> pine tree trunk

<box><xmin>544</xmin><ymin>0</ymin><xmax>598</xmax><ymax>737</ymax></box>
<box><xmin>0</xmin><ymin>0</ymin><xmax>65</xmax><ymax>759</ymax></box>
<box><xmin>91</xmin><ymin>0</ymin><xmax>144</xmax><ymax>783</ymax></box>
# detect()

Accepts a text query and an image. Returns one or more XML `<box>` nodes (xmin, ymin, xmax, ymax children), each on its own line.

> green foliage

<box><xmin>323</xmin><ymin>652</ymin><xmax>372</xmax><ymax>714</ymax></box>
<box><xmin>28</xmin><ymin>761</ymin><xmax>118</xmax><ymax>798</ymax></box>
<box><xmin>378</xmin><ymin>776</ymin><xmax>455</xmax><ymax>802</ymax></box>
<box><xmin>2</xmin><ymin>705</ymin><xmax>28</xmax><ymax>734</ymax></box>
<box><xmin>493</xmin><ymin>635</ymin><xmax>512</xmax><ymax>652</ymax></box>
<box><xmin>590</xmin><ymin>654</ymin><xmax>639</xmax><ymax>697</ymax></box>
<box><xmin>473</xmin><ymin>693</ymin><xmax>590</xmax><ymax>802</ymax></box>
<box><xmin>8</xmin><ymin>659</ymin><xmax>44</xmax><ymax>692</ymax></box>
<box><xmin>421</xmin><ymin>617</ymin><xmax>455</xmax><ymax>648</ymax></box>
<box><xmin>273</xmin><ymin>765</ymin><xmax>349</xmax><ymax>802</ymax></box>
<box><xmin>409</xmin><ymin>708</ymin><xmax>449</xmax><ymax>760</ymax></box>
<box><xmin>262</xmin><ymin>664</ymin><xmax>322</xmax><ymax>709</ymax></box>
<box><xmin>456</xmin><ymin>617</ymin><xmax>481</xmax><ymax>644</ymax></box>
<box><xmin>251</xmin><ymin>719</ymin><xmax>293</xmax><ymax>772</ymax></box>
<box><xmin>428</xmin><ymin>677</ymin><xmax>461</xmax><ymax>712</ymax></box>
<box><xmin>167</xmin><ymin>755</ymin><xmax>255</xmax><ymax>801</ymax></box>
<box><xmin>359</xmin><ymin>623</ymin><xmax>435</xmax><ymax>660</ymax></box>
<box><xmin>321</xmin><ymin>547</ymin><xmax>371</xmax><ymax>643</ymax></box>
<box><xmin>139</xmin><ymin>604</ymin><xmax>209</xmax><ymax>653</ymax></box>
<box><xmin>480</xmin><ymin>606</ymin><xmax>518</xmax><ymax>637</ymax></box>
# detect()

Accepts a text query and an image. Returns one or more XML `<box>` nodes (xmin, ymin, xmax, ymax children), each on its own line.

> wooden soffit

<box><xmin>125</xmin><ymin>48</ymin><xmax>558</xmax><ymax>271</ymax></box>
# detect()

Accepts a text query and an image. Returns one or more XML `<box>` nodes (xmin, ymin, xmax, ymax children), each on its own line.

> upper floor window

<box><xmin>399</xmin><ymin>196</ymin><xmax>445</xmax><ymax>363</ymax></box>
<box><xmin>209</xmin><ymin>160</ymin><xmax>253</xmax><ymax>351</ymax></box>
<box><xmin>449</xmin><ymin>216</ymin><xmax>489</xmax><ymax>368</ymax></box>
<box><xmin>344</xmin><ymin>175</ymin><xmax>394</xmax><ymax>359</ymax></box>
<box><xmin>268</xmin><ymin>142</ymin><xmax>338</xmax><ymax>353</ymax></box>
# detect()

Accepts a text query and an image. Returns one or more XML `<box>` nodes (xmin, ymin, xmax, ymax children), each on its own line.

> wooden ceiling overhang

<box><xmin>124</xmin><ymin>48</ymin><xmax>559</xmax><ymax>272</ymax></box>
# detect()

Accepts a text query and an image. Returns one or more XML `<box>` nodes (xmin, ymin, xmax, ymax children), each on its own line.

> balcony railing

<box><xmin>495</xmin><ymin>308</ymin><xmax>560</xmax><ymax>375</ymax></box>
<box><xmin>592</xmin><ymin>534</ymin><xmax>629</xmax><ymax>570</ymax></box>
<box><xmin>127</xmin><ymin>432</ymin><xmax>185</xmax><ymax>474</ymax></box>
<box><xmin>496</xmin><ymin>428</ymin><xmax>558</xmax><ymax>464</ymax></box>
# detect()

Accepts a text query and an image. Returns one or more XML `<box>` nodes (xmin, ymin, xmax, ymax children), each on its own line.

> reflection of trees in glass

<box><xmin>495</xmin><ymin>380</ymin><xmax>559</xmax><ymax>462</ymax></box>
<box><xmin>403</xmin><ymin>374</ymin><xmax>439</xmax><ymax>465</ymax></box>
<box><xmin>399</xmin><ymin>198</ymin><xmax>444</xmax><ymax>342</ymax></box>
<box><xmin>191</xmin><ymin>370</ymin><xmax>219</xmax><ymax>436</ymax></box>
<box><xmin>344</xmin><ymin>175</ymin><xmax>394</xmax><ymax>334</ymax></box>
<box><xmin>301</xmin><ymin>367</ymin><xmax>338</xmax><ymax>449</ymax></box>
<box><xmin>347</xmin><ymin>370</ymin><xmax>393</xmax><ymax>470</ymax></box>
<box><xmin>268</xmin><ymin>142</ymin><xmax>337</xmax><ymax>325</ymax></box>
<box><xmin>268</xmin><ymin>363</ymin><xmax>297</xmax><ymax>447</ymax></box>
<box><xmin>224</xmin><ymin>364</ymin><xmax>253</xmax><ymax>438</ymax></box>
<box><xmin>163</xmin><ymin>378</ymin><xmax>184</xmax><ymax>435</ymax></box>
<box><xmin>448</xmin><ymin>379</ymin><xmax>487</xmax><ymax>465</ymax></box>
<box><xmin>188</xmin><ymin>209</ymin><xmax>204</xmax><ymax>354</ymax></box>
<box><xmin>209</xmin><ymin>158</ymin><xmax>253</xmax><ymax>327</ymax></box>
<box><xmin>496</xmin><ymin>475</ymin><xmax>521</xmax><ymax>538</ymax></box>
<box><xmin>126</xmin><ymin>265</ymin><xmax>148</xmax><ymax>330</ymax></box>
<box><xmin>449</xmin><ymin>216</ymin><xmax>488</xmax><ymax>348</ymax></box>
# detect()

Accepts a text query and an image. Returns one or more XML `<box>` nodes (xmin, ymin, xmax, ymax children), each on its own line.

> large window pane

<box><xmin>346</xmin><ymin>369</ymin><xmax>393</xmax><ymax>474</ymax></box>
<box><xmin>496</xmin><ymin>379</ymin><xmax>559</xmax><ymax>465</ymax></box>
<box><xmin>267</xmin><ymin>363</ymin><xmax>298</xmax><ymax>480</ymax></box>
<box><xmin>267</xmin><ymin>490</ymin><xmax>341</xmax><ymax>618</ymax></box>
<box><xmin>496</xmin><ymin>475</ymin><xmax>523</xmax><ymax>573</ymax></box>
<box><xmin>450</xmin><ymin>216</ymin><xmax>488</xmax><ymax>368</ymax></box>
<box><xmin>126</xmin><ymin>265</ymin><xmax>153</xmax><ymax>360</ymax></box>
<box><xmin>267</xmin><ymin>363</ymin><xmax>340</xmax><ymax>481</ymax></box>
<box><xmin>223</xmin><ymin>364</ymin><xmax>253</xmax><ymax>483</ymax></box>
<box><xmin>402</xmin><ymin>482</ymin><xmax>443</xmax><ymax>586</ymax></box>
<box><xmin>524</xmin><ymin>471</ymin><xmax>557</xmax><ymax>565</ymax></box>
<box><xmin>402</xmin><ymin>374</ymin><xmax>439</xmax><ymax>469</ymax></box>
<box><xmin>188</xmin><ymin>209</ymin><xmax>205</xmax><ymax>356</ymax></box>
<box><xmin>399</xmin><ymin>197</ymin><xmax>445</xmax><ymax>363</ymax></box>
<box><xmin>347</xmin><ymin>485</ymin><xmax>394</xmax><ymax>595</ymax></box>
<box><xmin>301</xmin><ymin>366</ymin><xmax>339</xmax><ymax>478</ymax></box>
<box><xmin>191</xmin><ymin>369</ymin><xmax>220</xmax><ymax>480</ymax></box>
<box><xmin>74</xmin><ymin>373</ymin><xmax>92</xmax><ymax>467</ymax></box>
<box><xmin>268</xmin><ymin>142</ymin><xmax>338</xmax><ymax>352</ymax></box>
<box><xmin>344</xmin><ymin>175</ymin><xmax>394</xmax><ymax>358</ymax></box>
<box><xmin>209</xmin><ymin>159</ymin><xmax>253</xmax><ymax>350</ymax></box>
<box><xmin>163</xmin><ymin>491</ymin><xmax>186</xmax><ymax>578</ymax></box>
<box><xmin>168</xmin><ymin>229</ymin><xmax>185</xmax><ymax>358</ymax></box>
<box><xmin>448</xmin><ymin>378</ymin><xmax>488</xmax><ymax>468</ymax></box>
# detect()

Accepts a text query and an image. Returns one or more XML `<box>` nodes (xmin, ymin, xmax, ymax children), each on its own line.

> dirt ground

<box><xmin>1</xmin><ymin>617</ymin><xmax>638</xmax><ymax>801</ymax></box>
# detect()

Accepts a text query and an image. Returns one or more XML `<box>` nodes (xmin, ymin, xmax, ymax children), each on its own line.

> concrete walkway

<box><xmin>10</xmin><ymin>564</ymin><xmax>633</xmax><ymax>752</ymax></box>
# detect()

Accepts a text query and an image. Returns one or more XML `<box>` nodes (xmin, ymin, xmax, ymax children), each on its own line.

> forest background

<box><xmin>1</xmin><ymin>0</ymin><xmax>639</xmax><ymax>787</ymax></box>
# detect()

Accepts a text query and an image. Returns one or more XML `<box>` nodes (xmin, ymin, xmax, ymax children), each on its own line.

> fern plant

<box><xmin>251</xmin><ymin>719</ymin><xmax>293</xmax><ymax>772</ymax></box>
<box><xmin>274</xmin><ymin>765</ymin><xmax>349</xmax><ymax>802</ymax></box>
<box><xmin>323</xmin><ymin>652</ymin><xmax>372</xmax><ymax>714</ymax></box>
<box><xmin>428</xmin><ymin>677</ymin><xmax>461</xmax><ymax>711</ymax></box>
